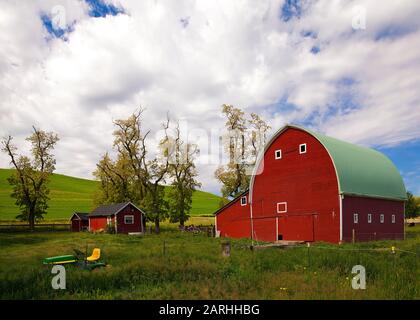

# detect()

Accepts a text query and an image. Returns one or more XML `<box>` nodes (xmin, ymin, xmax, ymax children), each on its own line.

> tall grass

<box><xmin>0</xmin><ymin>226</ymin><xmax>418</xmax><ymax>299</ymax></box>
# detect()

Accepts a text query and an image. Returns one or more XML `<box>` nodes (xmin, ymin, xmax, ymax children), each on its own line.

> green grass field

<box><xmin>0</xmin><ymin>168</ymin><xmax>221</xmax><ymax>221</ymax></box>
<box><xmin>0</xmin><ymin>224</ymin><xmax>418</xmax><ymax>299</ymax></box>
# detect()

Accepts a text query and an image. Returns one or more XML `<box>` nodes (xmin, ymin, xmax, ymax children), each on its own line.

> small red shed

<box><xmin>215</xmin><ymin>124</ymin><xmax>407</xmax><ymax>243</ymax></box>
<box><xmin>70</xmin><ymin>212</ymin><xmax>89</xmax><ymax>232</ymax></box>
<box><xmin>88</xmin><ymin>202</ymin><xmax>145</xmax><ymax>234</ymax></box>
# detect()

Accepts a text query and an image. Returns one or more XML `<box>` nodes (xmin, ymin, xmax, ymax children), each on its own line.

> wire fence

<box><xmin>0</xmin><ymin>223</ymin><xmax>70</xmax><ymax>233</ymax></box>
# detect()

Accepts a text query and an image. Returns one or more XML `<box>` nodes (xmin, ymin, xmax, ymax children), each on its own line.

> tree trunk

<box><xmin>154</xmin><ymin>218</ymin><xmax>160</xmax><ymax>234</ymax></box>
<box><xmin>29</xmin><ymin>208</ymin><xmax>35</xmax><ymax>232</ymax></box>
<box><xmin>179</xmin><ymin>209</ymin><xmax>185</xmax><ymax>227</ymax></box>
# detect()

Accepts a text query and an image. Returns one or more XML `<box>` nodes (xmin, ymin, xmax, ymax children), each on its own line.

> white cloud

<box><xmin>1</xmin><ymin>0</ymin><xmax>420</xmax><ymax>195</ymax></box>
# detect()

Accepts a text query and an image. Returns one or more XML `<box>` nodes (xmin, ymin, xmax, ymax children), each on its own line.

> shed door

<box><xmin>71</xmin><ymin>219</ymin><xmax>80</xmax><ymax>232</ymax></box>
<box><xmin>279</xmin><ymin>214</ymin><xmax>314</xmax><ymax>241</ymax></box>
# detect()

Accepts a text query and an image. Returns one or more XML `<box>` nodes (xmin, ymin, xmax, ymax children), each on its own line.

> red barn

<box><xmin>88</xmin><ymin>202</ymin><xmax>145</xmax><ymax>234</ymax></box>
<box><xmin>215</xmin><ymin>125</ymin><xmax>407</xmax><ymax>243</ymax></box>
<box><xmin>70</xmin><ymin>212</ymin><xmax>89</xmax><ymax>232</ymax></box>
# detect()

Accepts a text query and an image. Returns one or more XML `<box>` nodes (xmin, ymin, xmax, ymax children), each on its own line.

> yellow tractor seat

<box><xmin>86</xmin><ymin>248</ymin><xmax>101</xmax><ymax>262</ymax></box>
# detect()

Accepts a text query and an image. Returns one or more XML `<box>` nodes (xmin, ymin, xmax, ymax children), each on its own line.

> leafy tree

<box><xmin>405</xmin><ymin>191</ymin><xmax>420</xmax><ymax>219</ymax></box>
<box><xmin>93</xmin><ymin>152</ymin><xmax>134</xmax><ymax>205</ymax></box>
<box><xmin>165</xmin><ymin>123</ymin><xmax>201</xmax><ymax>226</ymax></box>
<box><xmin>1</xmin><ymin>127</ymin><xmax>59</xmax><ymax>230</ymax></box>
<box><xmin>215</xmin><ymin>104</ymin><xmax>271</xmax><ymax>199</ymax></box>
<box><xmin>94</xmin><ymin>109</ymin><xmax>172</xmax><ymax>233</ymax></box>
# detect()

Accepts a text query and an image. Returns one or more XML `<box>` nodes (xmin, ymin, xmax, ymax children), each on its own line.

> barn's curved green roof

<box><xmin>298</xmin><ymin>126</ymin><xmax>407</xmax><ymax>201</ymax></box>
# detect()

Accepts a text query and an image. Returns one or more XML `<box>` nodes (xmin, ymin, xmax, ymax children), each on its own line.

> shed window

<box><xmin>277</xmin><ymin>202</ymin><xmax>287</xmax><ymax>213</ymax></box>
<box><xmin>367</xmin><ymin>213</ymin><xmax>372</xmax><ymax>224</ymax></box>
<box><xmin>124</xmin><ymin>215</ymin><xmax>134</xmax><ymax>224</ymax></box>
<box><xmin>299</xmin><ymin>143</ymin><xmax>307</xmax><ymax>154</ymax></box>
<box><xmin>391</xmin><ymin>214</ymin><xmax>396</xmax><ymax>224</ymax></box>
<box><xmin>275</xmin><ymin>149</ymin><xmax>282</xmax><ymax>159</ymax></box>
<box><xmin>353</xmin><ymin>213</ymin><xmax>358</xmax><ymax>224</ymax></box>
<box><xmin>380</xmin><ymin>214</ymin><xmax>384</xmax><ymax>224</ymax></box>
<box><xmin>240</xmin><ymin>196</ymin><xmax>247</xmax><ymax>206</ymax></box>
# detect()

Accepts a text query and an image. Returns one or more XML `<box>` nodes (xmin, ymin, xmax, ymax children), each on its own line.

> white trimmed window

<box><xmin>380</xmin><ymin>214</ymin><xmax>384</xmax><ymax>224</ymax></box>
<box><xmin>353</xmin><ymin>213</ymin><xmax>359</xmax><ymax>224</ymax></box>
<box><xmin>275</xmin><ymin>149</ymin><xmax>282</xmax><ymax>159</ymax></box>
<box><xmin>299</xmin><ymin>143</ymin><xmax>307</xmax><ymax>154</ymax></box>
<box><xmin>240</xmin><ymin>196</ymin><xmax>247</xmax><ymax>206</ymax></box>
<box><xmin>277</xmin><ymin>202</ymin><xmax>287</xmax><ymax>213</ymax></box>
<box><xmin>124</xmin><ymin>215</ymin><xmax>134</xmax><ymax>224</ymax></box>
<box><xmin>391</xmin><ymin>214</ymin><xmax>396</xmax><ymax>224</ymax></box>
<box><xmin>367</xmin><ymin>213</ymin><xmax>372</xmax><ymax>224</ymax></box>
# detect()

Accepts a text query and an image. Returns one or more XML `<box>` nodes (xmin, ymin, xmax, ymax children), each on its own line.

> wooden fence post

<box><xmin>307</xmin><ymin>242</ymin><xmax>311</xmax><ymax>268</ymax></box>
<box><xmin>352</xmin><ymin>229</ymin><xmax>355</xmax><ymax>244</ymax></box>
<box><xmin>221</xmin><ymin>241</ymin><xmax>231</xmax><ymax>257</ymax></box>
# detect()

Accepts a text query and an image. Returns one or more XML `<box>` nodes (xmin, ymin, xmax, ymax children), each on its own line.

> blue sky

<box><xmin>378</xmin><ymin>141</ymin><xmax>420</xmax><ymax>195</ymax></box>
<box><xmin>0</xmin><ymin>0</ymin><xmax>419</xmax><ymax>195</ymax></box>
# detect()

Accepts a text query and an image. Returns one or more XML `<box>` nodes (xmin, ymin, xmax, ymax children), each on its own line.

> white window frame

<box><xmin>299</xmin><ymin>143</ymin><xmax>307</xmax><ymax>154</ymax></box>
<box><xmin>367</xmin><ymin>213</ymin><xmax>372</xmax><ymax>224</ymax></box>
<box><xmin>277</xmin><ymin>202</ymin><xmax>287</xmax><ymax>213</ymax></box>
<box><xmin>380</xmin><ymin>214</ymin><xmax>384</xmax><ymax>224</ymax></box>
<box><xmin>391</xmin><ymin>214</ymin><xmax>396</xmax><ymax>224</ymax></box>
<box><xmin>124</xmin><ymin>215</ymin><xmax>134</xmax><ymax>225</ymax></box>
<box><xmin>353</xmin><ymin>213</ymin><xmax>358</xmax><ymax>224</ymax></box>
<box><xmin>240</xmin><ymin>196</ymin><xmax>247</xmax><ymax>206</ymax></box>
<box><xmin>275</xmin><ymin>149</ymin><xmax>282</xmax><ymax>159</ymax></box>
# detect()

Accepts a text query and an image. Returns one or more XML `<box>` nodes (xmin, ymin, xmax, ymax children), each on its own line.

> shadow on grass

<box><xmin>0</xmin><ymin>233</ymin><xmax>52</xmax><ymax>247</ymax></box>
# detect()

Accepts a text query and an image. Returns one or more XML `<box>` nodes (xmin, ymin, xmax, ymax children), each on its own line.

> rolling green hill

<box><xmin>0</xmin><ymin>168</ymin><xmax>221</xmax><ymax>221</ymax></box>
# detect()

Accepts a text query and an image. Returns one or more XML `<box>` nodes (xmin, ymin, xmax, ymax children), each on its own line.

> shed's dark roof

<box><xmin>74</xmin><ymin>212</ymin><xmax>89</xmax><ymax>220</ymax></box>
<box><xmin>70</xmin><ymin>212</ymin><xmax>90</xmax><ymax>221</ymax></box>
<box><xmin>89</xmin><ymin>202</ymin><xmax>140</xmax><ymax>217</ymax></box>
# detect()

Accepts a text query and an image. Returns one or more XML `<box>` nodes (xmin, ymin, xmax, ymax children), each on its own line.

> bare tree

<box><xmin>215</xmin><ymin>105</ymin><xmax>271</xmax><ymax>199</ymax></box>
<box><xmin>166</xmin><ymin>122</ymin><xmax>201</xmax><ymax>226</ymax></box>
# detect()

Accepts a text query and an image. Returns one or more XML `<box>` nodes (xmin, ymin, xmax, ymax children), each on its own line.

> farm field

<box><xmin>0</xmin><ymin>224</ymin><xmax>418</xmax><ymax>300</ymax></box>
<box><xmin>0</xmin><ymin>168</ymin><xmax>222</xmax><ymax>221</ymax></box>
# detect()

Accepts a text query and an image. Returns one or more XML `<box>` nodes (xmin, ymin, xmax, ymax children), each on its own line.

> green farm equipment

<box><xmin>43</xmin><ymin>247</ymin><xmax>106</xmax><ymax>270</ymax></box>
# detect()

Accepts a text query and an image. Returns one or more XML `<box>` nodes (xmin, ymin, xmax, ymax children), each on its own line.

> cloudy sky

<box><xmin>1</xmin><ymin>0</ymin><xmax>419</xmax><ymax>195</ymax></box>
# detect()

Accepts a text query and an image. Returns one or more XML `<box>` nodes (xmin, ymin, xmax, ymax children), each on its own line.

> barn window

<box><xmin>299</xmin><ymin>143</ymin><xmax>307</xmax><ymax>154</ymax></box>
<box><xmin>277</xmin><ymin>202</ymin><xmax>287</xmax><ymax>213</ymax></box>
<box><xmin>275</xmin><ymin>149</ymin><xmax>282</xmax><ymax>159</ymax></box>
<box><xmin>380</xmin><ymin>214</ymin><xmax>384</xmax><ymax>223</ymax></box>
<box><xmin>240</xmin><ymin>196</ymin><xmax>247</xmax><ymax>206</ymax></box>
<box><xmin>353</xmin><ymin>213</ymin><xmax>358</xmax><ymax>224</ymax></box>
<box><xmin>391</xmin><ymin>214</ymin><xmax>395</xmax><ymax>224</ymax></box>
<box><xmin>367</xmin><ymin>213</ymin><xmax>372</xmax><ymax>224</ymax></box>
<box><xmin>124</xmin><ymin>215</ymin><xmax>134</xmax><ymax>224</ymax></box>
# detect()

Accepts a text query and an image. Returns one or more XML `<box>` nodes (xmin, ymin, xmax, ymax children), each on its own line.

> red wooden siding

<box><xmin>342</xmin><ymin>196</ymin><xmax>404</xmax><ymax>241</ymax></box>
<box><xmin>115</xmin><ymin>204</ymin><xmax>143</xmax><ymax>234</ymax></box>
<box><xmin>70</xmin><ymin>216</ymin><xmax>89</xmax><ymax>232</ymax></box>
<box><xmin>71</xmin><ymin>219</ymin><xmax>81</xmax><ymax>232</ymax></box>
<box><xmin>216</xmin><ymin>194</ymin><xmax>251</xmax><ymax>239</ymax></box>
<box><xmin>251</xmin><ymin>128</ymin><xmax>340</xmax><ymax>243</ymax></box>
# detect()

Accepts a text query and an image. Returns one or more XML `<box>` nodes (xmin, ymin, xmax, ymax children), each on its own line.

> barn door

<box><xmin>279</xmin><ymin>214</ymin><xmax>314</xmax><ymax>242</ymax></box>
